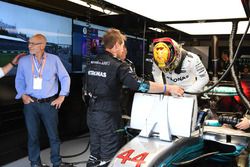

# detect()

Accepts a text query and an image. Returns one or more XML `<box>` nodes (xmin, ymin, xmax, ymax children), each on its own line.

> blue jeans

<box><xmin>23</xmin><ymin>102</ymin><xmax>61</xmax><ymax>167</ymax></box>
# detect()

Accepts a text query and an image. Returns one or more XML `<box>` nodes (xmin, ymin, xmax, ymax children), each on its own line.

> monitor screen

<box><xmin>126</xmin><ymin>37</ymin><xmax>146</xmax><ymax>76</ymax></box>
<box><xmin>0</xmin><ymin>1</ymin><xmax>72</xmax><ymax>75</ymax></box>
<box><xmin>72</xmin><ymin>19</ymin><xmax>146</xmax><ymax>73</ymax></box>
<box><xmin>72</xmin><ymin>20</ymin><xmax>106</xmax><ymax>72</ymax></box>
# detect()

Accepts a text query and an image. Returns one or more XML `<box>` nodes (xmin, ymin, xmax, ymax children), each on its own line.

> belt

<box><xmin>30</xmin><ymin>95</ymin><xmax>57</xmax><ymax>103</ymax></box>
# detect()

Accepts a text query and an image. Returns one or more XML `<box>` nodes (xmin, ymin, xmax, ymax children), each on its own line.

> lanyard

<box><xmin>31</xmin><ymin>53</ymin><xmax>46</xmax><ymax>78</ymax></box>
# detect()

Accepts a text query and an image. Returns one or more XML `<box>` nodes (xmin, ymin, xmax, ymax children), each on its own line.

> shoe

<box><xmin>33</xmin><ymin>163</ymin><xmax>50</xmax><ymax>167</ymax></box>
<box><xmin>86</xmin><ymin>155</ymin><xmax>100</xmax><ymax>167</ymax></box>
<box><xmin>97</xmin><ymin>160</ymin><xmax>110</xmax><ymax>167</ymax></box>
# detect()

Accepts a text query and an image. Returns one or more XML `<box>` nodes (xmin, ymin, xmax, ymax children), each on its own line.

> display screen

<box><xmin>72</xmin><ymin>20</ymin><xmax>106</xmax><ymax>71</ymax></box>
<box><xmin>0</xmin><ymin>1</ymin><xmax>72</xmax><ymax>75</ymax></box>
<box><xmin>126</xmin><ymin>37</ymin><xmax>146</xmax><ymax>76</ymax></box>
<box><xmin>72</xmin><ymin>19</ymin><xmax>146</xmax><ymax>74</ymax></box>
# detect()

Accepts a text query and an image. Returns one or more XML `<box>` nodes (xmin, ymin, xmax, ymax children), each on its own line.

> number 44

<box><xmin>116</xmin><ymin>149</ymin><xmax>149</xmax><ymax>167</ymax></box>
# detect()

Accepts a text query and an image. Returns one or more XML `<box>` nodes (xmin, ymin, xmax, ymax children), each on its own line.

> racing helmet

<box><xmin>153</xmin><ymin>37</ymin><xmax>182</xmax><ymax>72</ymax></box>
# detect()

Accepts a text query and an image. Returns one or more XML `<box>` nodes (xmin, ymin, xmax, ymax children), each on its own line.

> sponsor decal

<box><xmin>116</xmin><ymin>149</ymin><xmax>149</xmax><ymax>167</ymax></box>
<box><xmin>88</xmin><ymin>70</ymin><xmax>106</xmax><ymax>77</ymax></box>
<box><xmin>166</xmin><ymin>75</ymin><xmax>189</xmax><ymax>82</ymax></box>
<box><xmin>91</xmin><ymin>61</ymin><xmax>110</xmax><ymax>65</ymax></box>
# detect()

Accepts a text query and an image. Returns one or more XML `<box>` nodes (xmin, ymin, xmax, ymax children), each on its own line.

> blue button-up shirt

<box><xmin>15</xmin><ymin>53</ymin><xmax>70</xmax><ymax>99</ymax></box>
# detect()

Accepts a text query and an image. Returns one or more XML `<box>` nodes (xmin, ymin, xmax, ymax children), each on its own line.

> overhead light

<box><xmin>167</xmin><ymin>21</ymin><xmax>250</xmax><ymax>35</ymax></box>
<box><xmin>148</xmin><ymin>27</ymin><xmax>165</xmax><ymax>33</ymax></box>
<box><xmin>167</xmin><ymin>22</ymin><xmax>233</xmax><ymax>35</ymax></box>
<box><xmin>67</xmin><ymin>0</ymin><xmax>118</xmax><ymax>15</ymax></box>
<box><xmin>238</xmin><ymin>21</ymin><xmax>250</xmax><ymax>34</ymax></box>
<box><xmin>104</xmin><ymin>0</ymin><xmax>246</xmax><ymax>22</ymax></box>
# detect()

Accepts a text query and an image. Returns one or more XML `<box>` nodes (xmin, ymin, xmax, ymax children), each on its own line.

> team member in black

<box><xmin>86</xmin><ymin>28</ymin><xmax>184</xmax><ymax>167</ymax></box>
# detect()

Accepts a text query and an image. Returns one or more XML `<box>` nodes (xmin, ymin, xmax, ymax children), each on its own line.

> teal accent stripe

<box><xmin>160</xmin><ymin>140</ymin><xmax>204</xmax><ymax>167</ymax></box>
<box><xmin>159</xmin><ymin>139</ymin><xmax>246</xmax><ymax>167</ymax></box>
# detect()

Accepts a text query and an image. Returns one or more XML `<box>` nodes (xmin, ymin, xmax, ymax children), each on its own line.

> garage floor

<box><xmin>3</xmin><ymin>134</ymin><xmax>90</xmax><ymax>167</ymax></box>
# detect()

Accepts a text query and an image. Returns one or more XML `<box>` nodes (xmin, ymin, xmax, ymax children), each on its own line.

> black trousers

<box><xmin>87</xmin><ymin>109</ymin><xmax>122</xmax><ymax>161</ymax></box>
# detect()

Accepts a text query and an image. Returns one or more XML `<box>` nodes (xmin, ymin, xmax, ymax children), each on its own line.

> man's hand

<box><xmin>12</xmin><ymin>53</ymin><xmax>26</xmax><ymax>65</ymax></box>
<box><xmin>235</xmin><ymin>117</ymin><xmax>250</xmax><ymax>130</ymax></box>
<box><xmin>51</xmin><ymin>96</ymin><xmax>65</xmax><ymax>109</ymax></box>
<box><xmin>22</xmin><ymin>94</ymin><xmax>34</xmax><ymax>104</ymax></box>
<box><xmin>167</xmin><ymin>85</ymin><xmax>184</xmax><ymax>97</ymax></box>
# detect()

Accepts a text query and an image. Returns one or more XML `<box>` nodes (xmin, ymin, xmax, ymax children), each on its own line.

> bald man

<box><xmin>15</xmin><ymin>34</ymin><xmax>70</xmax><ymax>167</ymax></box>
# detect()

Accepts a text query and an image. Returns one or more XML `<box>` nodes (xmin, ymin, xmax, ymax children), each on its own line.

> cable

<box><xmin>229</xmin><ymin>19</ymin><xmax>250</xmax><ymax>111</ymax></box>
<box><xmin>60</xmin><ymin>135</ymin><xmax>90</xmax><ymax>158</ymax></box>
<box><xmin>60</xmin><ymin>3</ymin><xmax>93</xmax><ymax>165</ymax></box>
<box><xmin>184</xmin><ymin>18</ymin><xmax>250</xmax><ymax>97</ymax></box>
<box><xmin>142</xmin><ymin>19</ymin><xmax>146</xmax><ymax>79</ymax></box>
<box><xmin>97</xmin><ymin>0</ymin><xmax>114</xmax><ymax>15</ymax></box>
<box><xmin>124</xmin><ymin>126</ymin><xmax>137</xmax><ymax>138</ymax></box>
<box><xmin>61</xmin><ymin>1</ymin><xmax>123</xmax><ymax>165</ymax></box>
<box><xmin>82</xmin><ymin>1</ymin><xmax>92</xmax><ymax>98</ymax></box>
<box><xmin>62</xmin><ymin>160</ymin><xmax>90</xmax><ymax>166</ymax></box>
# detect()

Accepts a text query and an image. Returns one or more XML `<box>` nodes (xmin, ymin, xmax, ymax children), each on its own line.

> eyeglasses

<box><xmin>28</xmin><ymin>42</ymin><xmax>42</xmax><ymax>46</ymax></box>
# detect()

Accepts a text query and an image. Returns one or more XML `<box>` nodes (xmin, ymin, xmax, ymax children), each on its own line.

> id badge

<box><xmin>33</xmin><ymin>77</ymin><xmax>42</xmax><ymax>90</ymax></box>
